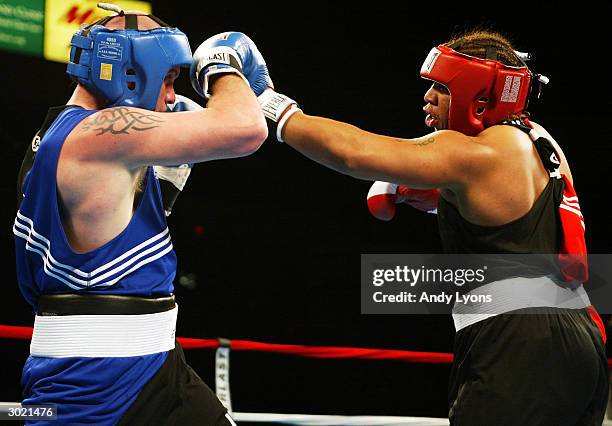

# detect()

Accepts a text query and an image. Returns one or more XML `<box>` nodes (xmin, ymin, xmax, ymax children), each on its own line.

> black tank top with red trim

<box><xmin>437</xmin><ymin>178</ymin><xmax>563</xmax><ymax>255</ymax></box>
<box><xmin>436</xmin><ymin>118</ymin><xmax>588</xmax><ymax>283</ymax></box>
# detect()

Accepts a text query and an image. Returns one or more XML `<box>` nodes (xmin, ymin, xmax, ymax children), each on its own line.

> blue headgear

<box><xmin>66</xmin><ymin>7</ymin><xmax>192</xmax><ymax>110</ymax></box>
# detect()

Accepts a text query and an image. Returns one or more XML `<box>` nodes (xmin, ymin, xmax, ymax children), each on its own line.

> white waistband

<box><xmin>30</xmin><ymin>305</ymin><xmax>178</xmax><ymax>358</ymax></box>
<box><xmin>452</xmin><ymin>276</ymin><xmax>590</xmax><ymax>332</ymax></box>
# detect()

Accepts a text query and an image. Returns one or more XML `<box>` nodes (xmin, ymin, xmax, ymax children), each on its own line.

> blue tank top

<box><xmin>14</xmin><ymin>106</ymin><xmax>177</xmax><ymax>425</ymax></box>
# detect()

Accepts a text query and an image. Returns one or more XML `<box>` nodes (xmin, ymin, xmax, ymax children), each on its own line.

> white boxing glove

<box><xmin>258</xmin><ymin>89</ymin><xmax>301</xmax><ymax>142</ymax></box>
<box><xmin>154</xmin><ymin>95</ymin><xmax>203</xmax><ymax>215</ymax></box>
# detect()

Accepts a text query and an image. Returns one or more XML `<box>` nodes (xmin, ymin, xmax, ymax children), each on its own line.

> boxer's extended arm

<box><xmin>70</xmin><ymin>74</ymin><xmax>267</xmax><ymax>168</ymax></box>
<box><xmin>281</xmin><ymin>112</ymin><xmax>495</xmax><ymax>190</ymax></box>
<box><xmin>222</xmin><ymin>34</ymin><xmax>492</xmax><ymax>190</ymax></box>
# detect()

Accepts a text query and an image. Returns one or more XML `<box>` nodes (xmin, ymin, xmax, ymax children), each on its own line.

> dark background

<box><xmin>1</xmin><ymin>1</ymin><xmax>610</xmax><ymax>422</ymax></box>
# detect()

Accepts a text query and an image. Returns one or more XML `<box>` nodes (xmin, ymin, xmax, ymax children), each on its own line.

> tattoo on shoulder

<box><xmin>413</xmin><ymin>137</ymin><xmax>435</xmax><ymax>146</ymax></box>
<box><xmin>81</xmin><ymin>107</ymin><xmax>164</xmax><ymax>136</ymax></box>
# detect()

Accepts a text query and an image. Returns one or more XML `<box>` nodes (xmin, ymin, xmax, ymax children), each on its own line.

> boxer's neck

<box><xmin>67</xmin><ymin>84</ymin><xmax>105</xmax><ymax>110</ymax></box>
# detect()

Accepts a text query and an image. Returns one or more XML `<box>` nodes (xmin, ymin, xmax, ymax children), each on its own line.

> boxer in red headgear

<box><xmin>217</xmin><ymin>28</ymin><xmax>608</xmax><ymax>425</ymax></box>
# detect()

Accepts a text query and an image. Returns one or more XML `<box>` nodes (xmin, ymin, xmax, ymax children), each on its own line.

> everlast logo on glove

<box><xmin>208</xmin><ymin>52</ymin><xmax>231</xmax><ymax>63</ymax></box>
<box><xmin>195</xmin><ymin>46</ymin><xmax>243</xmax><ymax>80</ymax></box>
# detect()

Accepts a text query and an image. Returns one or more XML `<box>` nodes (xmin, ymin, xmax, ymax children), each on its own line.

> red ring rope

<box><xmin>0</xmin><ymin>324</ymin><xmax>451</xmax><ymax>363</ymax></box>
<box><xmin>1</xmin><ymin>324</ymin><xmax>609</xmax><ymax>367</ymax></box>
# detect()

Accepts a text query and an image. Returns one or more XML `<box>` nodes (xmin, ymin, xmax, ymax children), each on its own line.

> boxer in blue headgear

<box><xmin>67</xmin><ymin>3</ymin><xmax>192</xmax><ymax>110</ymax></box>
<box><xmin>14</xmin><ymin>3</ymin><xmax>267</xmax><ymax>425</ymax></box>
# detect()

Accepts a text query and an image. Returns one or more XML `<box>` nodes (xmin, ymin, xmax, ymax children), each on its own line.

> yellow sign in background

<box><xmin>44</xmin><ymin>0</ymin><xmax>151</xmax><ymax>63</ymax></box>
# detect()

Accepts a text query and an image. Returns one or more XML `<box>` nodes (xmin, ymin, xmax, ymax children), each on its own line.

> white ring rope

<box><xmin>214</xmin><ymin>346</ymin><xmax>450</xmax><ymax>425</ymax></box>
<box><xmin>232</xmin><ymin>412</ymin><xmax>449</xmax><ymax>425</ymax></box>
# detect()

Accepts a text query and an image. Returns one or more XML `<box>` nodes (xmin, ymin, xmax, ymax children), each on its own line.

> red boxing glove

<box><xmin>367</xmin><ymin>181</ymin><xmax>440</xmax><ymax>221</ymax></box>
<box><xmin>367</xmin><ymin>181</ymin><xmax>398</xmax><ymax>221</ymax></box>
<box><xmin>397</xmin><ymin>186</ymin><xmax>440</xmax><ymax>214</ymax></box>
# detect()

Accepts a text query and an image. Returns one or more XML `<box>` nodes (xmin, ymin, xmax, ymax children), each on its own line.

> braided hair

<box><xmin>445</xmin><ymin>29</ymin><xmax>525</xmax><ymax>67</ymax></box>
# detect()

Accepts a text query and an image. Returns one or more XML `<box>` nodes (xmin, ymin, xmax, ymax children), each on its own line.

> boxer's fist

<box><xmin>191</xmin><ymin>32</ymin><xmax>271</xmax><ymax>98</ymax></box>
<box><xmin>397</xmin><ymin>186</ymin><xmax>439</xmax><ymax>214</ymax></box>
<box><xmin>258</xmin><ymin>89</ymin><xmax>301</xmax><ymax>142</ymax></box>
<box><xmin>367</xmin><ymin>181</ymin><xmax>398</xmax><ymax>221</ymax></box>
<box><xmin>367</xmin><ymin>182</ymin><xmax>440</xmax><ymax>221</ymax></box>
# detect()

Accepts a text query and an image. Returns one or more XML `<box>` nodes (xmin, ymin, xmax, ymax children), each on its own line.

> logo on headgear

<box><xmin>500</xmin><ymin>76</ymin><xmax>522</xmax><ymax>103</ymax></box>
<box><xmin>99</xmin><ymin>63</ymin><xmax>113</xmax><ymax>80</ymax></box>
<box><xmin>97</xmin><ymin>38</ymin><xmax>123</xmax><ymax>61</ymax></box>
<box><xmin>421</xmin><ymin>48</ymin><xmax>441</xmax><ymax>74</ymax></box>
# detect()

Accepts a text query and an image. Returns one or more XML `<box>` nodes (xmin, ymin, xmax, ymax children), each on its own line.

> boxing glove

<box><xmin>367</xmin><ymin>181</ymin><xmax>439</xmax><ymax>221</ymax></box>
<box><xmin>397</xmin><ymin>186</ymin><xmax>439</xmax><ymax>214</ymax></box>
<box><xmin>258</xmin><ymin>89</ymin><xmax>301</xmax><ymax>143</ymax></box>
<box><xmin>367</xmin><ymin>181</ymin><xmax>399</xmax><ymax>221</ymax></box>
<box><xmin>191</xmin><ymin>32</ymin><xmax>272</xmax><ymax>98</ymax></box>
<box><xmin>154</xmin><ymin>95</ymin><xmax>201</xmax><ymax>215</ymax></box>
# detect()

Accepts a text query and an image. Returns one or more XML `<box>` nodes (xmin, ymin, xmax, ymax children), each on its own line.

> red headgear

<box><xmin>420</xmin><ymin>45</ymin><xmax>533</xmax><ymax>136</ymax></box>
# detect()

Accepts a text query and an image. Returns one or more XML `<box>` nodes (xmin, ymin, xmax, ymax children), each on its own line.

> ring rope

<box><xmin>2</xmin><ymin>324</ymin><xmax>611</xmax><ymax>367</ymax></box>
<box><xmin>3</xmin><ymin>324</ymin><xmax>610</xmax><ymax>425</ymax></box>
<box><xmin>1</xmin><ymin>323</ymin><xmax>454</xmax><ymax>424</ymax></box>
<box><xmin>230</xmin><ymin>412</ymin><xmax>450</xmax><ymax>425</ymax></box>
<box><xmin>0</xmin><ymin>324</ymin><xmax>452</xmax><ymax>363</ymax></box>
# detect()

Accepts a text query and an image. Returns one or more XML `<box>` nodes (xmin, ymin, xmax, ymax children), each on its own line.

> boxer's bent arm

<box><xmin>69</xmin><ymin>75</ymin><xmax>267</xmax><ymax>168</ymax></box>
<box><xmin>282</xmin><ymin>112</ymin><xmax>495</xmax><ymax>189</ymax></box>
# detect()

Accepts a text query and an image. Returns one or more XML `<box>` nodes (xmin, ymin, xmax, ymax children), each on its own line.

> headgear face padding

<box><xmin>420</xmin><ymin>45</ymin><xmax>535</xmax><ymax>136</ymax></box>
<box><xmin>67</xmin><ymin>8</ymin><xmax>192</xmax><ymax>111</ymax></box>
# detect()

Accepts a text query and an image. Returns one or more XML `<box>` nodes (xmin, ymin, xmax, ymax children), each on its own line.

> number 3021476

<box><xmin>1</xmin><ymin>404</ymin><xmax>57</xmax><ymax>420</ymax></box>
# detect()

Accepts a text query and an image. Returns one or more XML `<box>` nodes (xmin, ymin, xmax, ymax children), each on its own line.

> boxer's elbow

<box><xmin>219</xmin><ymin>108</ymin><xmax>268</xmax><ymax>157</ymax></box>
<box><xmin>229</xmin><ymin>116</ymin><xmax>268</xmax><ymax>157</ymax></box>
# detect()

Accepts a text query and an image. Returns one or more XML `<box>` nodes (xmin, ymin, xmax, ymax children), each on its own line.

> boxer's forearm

<box><xmin>282</xmin><ymin>112</ymin><xmax>385</xmax><ymax>180</ymax></box>
<box><xmin>258</xmin><ymin>90</ymin><xmax>478</xmax><ymax>189</ymax></box>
